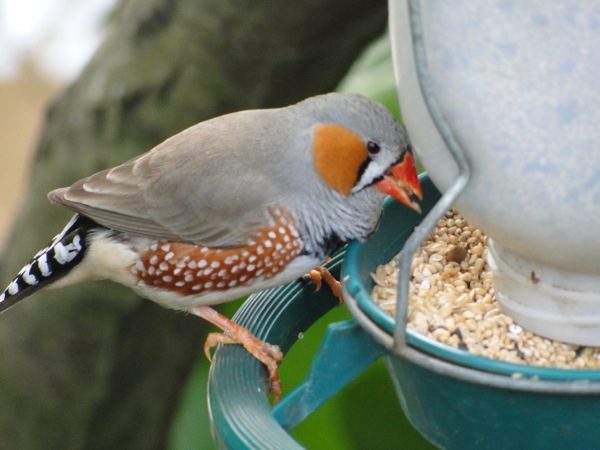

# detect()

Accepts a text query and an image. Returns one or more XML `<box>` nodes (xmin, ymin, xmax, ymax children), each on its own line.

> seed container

<box><xmin>391</xmin><ymin>0</ymin><xmax>600</xmax><ymax>345</ymax></box>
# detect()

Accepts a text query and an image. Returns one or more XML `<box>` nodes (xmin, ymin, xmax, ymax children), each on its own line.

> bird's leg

<box><xmin>188</xmin><ymin>305</ymin><xmax>284</xmax><ymax>402</ymax></box>
<box><xmin>304</xmin><ymin>264</ymin><xmax>344</xmax><ymax>305</ymax></box>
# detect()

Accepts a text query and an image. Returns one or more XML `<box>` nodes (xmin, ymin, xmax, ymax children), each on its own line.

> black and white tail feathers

<box><xmin>0</xmin><ymin>214</ymin><xmax>96</xmax><ymax>313</ymax></box>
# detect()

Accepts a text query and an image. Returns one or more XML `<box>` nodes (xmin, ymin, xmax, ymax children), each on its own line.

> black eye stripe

<box><xmin>366</xmin><ymin>141</ymin><xmax>381</xmax><ymax>155</ymax></box>
<box><xmin>355</xmin><ymin>158</ymin><xmax>371</xmax><ymax>189</ymax></box>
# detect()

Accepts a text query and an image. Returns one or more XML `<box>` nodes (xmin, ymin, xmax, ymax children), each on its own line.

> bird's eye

<box><xmin>366</xmin><ymin>141</ymin><xmax>381</xmax><ymax>155</ymax></box>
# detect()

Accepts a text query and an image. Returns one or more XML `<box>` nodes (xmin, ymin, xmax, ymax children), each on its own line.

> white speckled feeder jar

<box><xmin>391</xmin><ymin>1</ymin><xmax>600</xmax><ymax>345</ymax></box>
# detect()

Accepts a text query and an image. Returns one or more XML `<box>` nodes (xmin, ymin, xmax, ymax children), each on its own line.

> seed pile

<box><xmin>371</xmin><ymin>209</ymin><xmax>600</xmax><ymax>369</ymax></box>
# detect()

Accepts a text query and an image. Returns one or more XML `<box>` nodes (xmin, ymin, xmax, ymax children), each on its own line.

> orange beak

<box><xmin>374</xmin><ymin>151</ymin><xmax>423</xmax><ymax>213</ymax></box>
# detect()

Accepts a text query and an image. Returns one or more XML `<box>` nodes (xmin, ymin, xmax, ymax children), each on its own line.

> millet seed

<box><xmin>371</xmin><ymin>209</ymin><xmax>600</xmax><ymax>369</ymax></box>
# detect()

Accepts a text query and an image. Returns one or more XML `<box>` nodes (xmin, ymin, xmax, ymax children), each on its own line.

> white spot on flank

<box><xmin>165</xmin><ymin>252</ymin><xmax>174</xmax><ymax>260</ymax></box>
<box><xmin>249</xmin><ymin>255</ymin><xmax>257</xmax><ymax>263</ymax></box>
<box><xmin>150</xmin><ymin>255</ymin><xmax>159</xmax><ymax>265</ymax></box>
<box><xmin>150</xmin><ymin>243</ymin><xmax>158</xmax><ymax>251</ymax></box>
<box><xmin>278</xmin><ymin>227</ymin><xmax>286</xmax><ymax>234</ymax></box>
<box><xmin>163</xmin><ymin>275</ymin><xmax>173</xmax><ymax>282</ymax></box>
<box><xmin>211</xmin><ymin>261</ymin><xmax>220</xmax><ymax>268</ymax></box>
<box><xmin>173</xmin><ymin>267</ymin><xmax>182</xmax><ymax>275</ymax></box>
<box><xmin>159</xmin><ymin>262</ymin><xmax>169</xmax><ymax>271</ymax></box>
<box><xmin>257</xmin><ymin>246</ymin><xmax>264</xmax><ymax>255</ymax></box>
<box><xmin>204</xmin><ymin>281</ymin><xmax>213</xmax><ymax>289</ymax></box>
<box><xmin>195</xmin><ymin>260</ymin><xmax>205</xmax><ymax>269</ymax></box>
<box><xmin>192</xmin><ymin>285</ymin><xmax>202</xmax><ymax>291</ymax></box>
<box><xmin>203</xmin><ymin>268</ymin><xmax>213</xmax><ymax>276</ymax></box>
<box><xmin>256</xmin><ymin>269</ymin><xmax>264</xmax><ymax>277</ymax></box>
<box><xmin>217</xmin><ymin>281</ymin><xmax>226</xmax><ymax>288</ymax></box>
<box><xmin>264</xmin><ymin>240</ymin><xmax>273</xmax><ymax>248</ymax></box>
<box><xmin>218</xmin><ymin>269</ymin><xmax>227</xmax><ymax>277</ymax></box>
<box><xmin>161</xmin><ymin>244</ymin><xmax>171</xmax><ymax>252</ymax></box>
<box><xmin>268</xmin><ymin>231</ymin><xmax>277</xmax><ymax>239</ymax></box>
<box><xmin>247</xmin><ymin>264</ymin><xmax>256</xmax><ymax>272</ymax></box>
<box><xmin>148</xmin><ymin>266</ymin><xmax>156</xmax><ymax>275</ymax></box>
<box><xmin>185</xmin><ymin>274</ymin><xmax>194</xmax><ymax>282</ymax></box>
<box><xmin>175</xmin><ymin>281</ymin><xmax>185</xmax><ymax>287</ymax></box>
<box><xmin>228</xmin><ymin>280</ymin><xmax>237</xmax><ymax>287</ymax></box>
<box><xmin>275</xmin><ymin>243</ymin><xmax>283</xmax><ymax>251</ymax></box>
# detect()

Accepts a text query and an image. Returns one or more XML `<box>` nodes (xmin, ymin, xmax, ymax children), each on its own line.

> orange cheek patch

<box><xmin>131</xmin><ymin>209</ymin><xmax>303</xmax><ymax>296</ymax></box>
<box><xmin>313</xmin><ymin>124</ymin><xmax>368</xmax><ymax>196</ymax></box>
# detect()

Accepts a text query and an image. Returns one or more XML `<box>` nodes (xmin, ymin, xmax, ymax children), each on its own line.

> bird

<box><xmin>0</xmin><ymin>93</ymin><xmax>422</xmax><ymax>401</ymax></box>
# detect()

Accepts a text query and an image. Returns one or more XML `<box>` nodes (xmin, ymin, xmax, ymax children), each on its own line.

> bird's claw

<box><xmin>204</xmin><ymin>331</ymin><xmax>283</xmax><ymax>402</ymax></box>
<box><xmin>304</xmin><ymin>265</ymin><xmax>344</xmax><ymax>305</ymax></box>
<box><xmin>190</xmin><ymin>306</ymin><xmax>284</xmax><ymax>402</ymax></box>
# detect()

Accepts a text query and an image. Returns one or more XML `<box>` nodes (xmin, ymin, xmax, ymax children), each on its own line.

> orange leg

<box><xmin>188</xmin><ymin>305</ymin><xmax>284</xmax><ymax>403</ymax></box>
<box><xmin>304</xmin><ymin>265</ymin><xmax>344</xmax><ymax>305</ymax></box>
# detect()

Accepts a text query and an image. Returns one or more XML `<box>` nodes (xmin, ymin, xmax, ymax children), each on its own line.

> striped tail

<box><xmin>0</xmin><ymin>214</ymin><xmax>96</xmax><ymax>313</ymax></box>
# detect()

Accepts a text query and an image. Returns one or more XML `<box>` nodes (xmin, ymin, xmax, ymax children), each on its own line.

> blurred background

<box><xmin>0</xmin><ymin>0</ymin><xmax>433</xmax><ymax>448</ymax></box>
<box><xmin>0</xmin><ymin>0</ymin><xmax>115</xmax><ymax>251</ymax></box>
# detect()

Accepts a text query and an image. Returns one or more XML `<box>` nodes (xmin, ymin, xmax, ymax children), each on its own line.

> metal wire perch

<box><xmin>393</xmin><ymin>0</ymin><xmax>472</xmax><ymax>355</ymax></box>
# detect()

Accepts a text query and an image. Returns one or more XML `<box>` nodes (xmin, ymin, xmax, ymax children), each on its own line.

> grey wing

<box><xmin>48</xmin><ymin>120</ymin><xmax>279</xmax><ymax>247</ymax></box>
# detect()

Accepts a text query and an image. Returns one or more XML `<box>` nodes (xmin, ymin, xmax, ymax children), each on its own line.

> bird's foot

<box><xmin>304</xmin><ymin>264</ymin><xmax>344</xmax><ymax>305</ymax></box>
<box><xmin>188</xmin><ymin>305</ymin><xmax>284</xmax><ymax>403</ymax></box>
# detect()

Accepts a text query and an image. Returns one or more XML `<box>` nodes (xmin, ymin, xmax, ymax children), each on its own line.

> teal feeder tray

<box><xmin>208</xmin><ymin>175</ymin><xmax>600</xmax><ymax>449</ymax></box>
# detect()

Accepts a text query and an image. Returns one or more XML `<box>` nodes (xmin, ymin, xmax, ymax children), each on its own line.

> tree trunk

<box><xmin>0</xmin><ymin>0</ymin><xmax>387</xmax><ymax>448</ymax></box>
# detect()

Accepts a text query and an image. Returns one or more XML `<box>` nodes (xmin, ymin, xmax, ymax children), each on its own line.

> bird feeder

<box><xmin>393</xmin><ymin>0</ymin><xmax>600</xmax><ymax>344</ymax></box>
<box><xmin>206</xmin><ymin>1</ymin><xmax>600</xmax><ymax>448</ymax></box>
<box><xmin>344</xmin><ymin>177</ymin><xmax>600</xmax><ymax>449</ymax></box>
<box><xmin>344</xmin><ymin>0</ymin><xmax>600</xmax><ymax>447</ymax></box>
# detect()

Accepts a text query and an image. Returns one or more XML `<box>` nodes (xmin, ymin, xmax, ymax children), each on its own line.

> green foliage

<box><xmin>337</xmin><ymin>32</ymin><xmax>401</xmax><ymax>123</ymax></box>
<box><xmin>169</xmin><ymin>31</ymin><xmax>434</xmax><ymax>450</ymax></box>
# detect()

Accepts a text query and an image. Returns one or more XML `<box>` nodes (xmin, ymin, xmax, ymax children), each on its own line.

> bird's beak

<box><xmin>375</xmin><ymin>151</ymin><xmax>423</xmax><ymax>213</ymax></box>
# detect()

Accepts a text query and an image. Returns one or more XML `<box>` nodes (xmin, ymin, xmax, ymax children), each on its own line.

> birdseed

<box><xmin>371</xmin><ymin>209</ymin><xmax>600</xmax><ymax>369</ymax></box>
